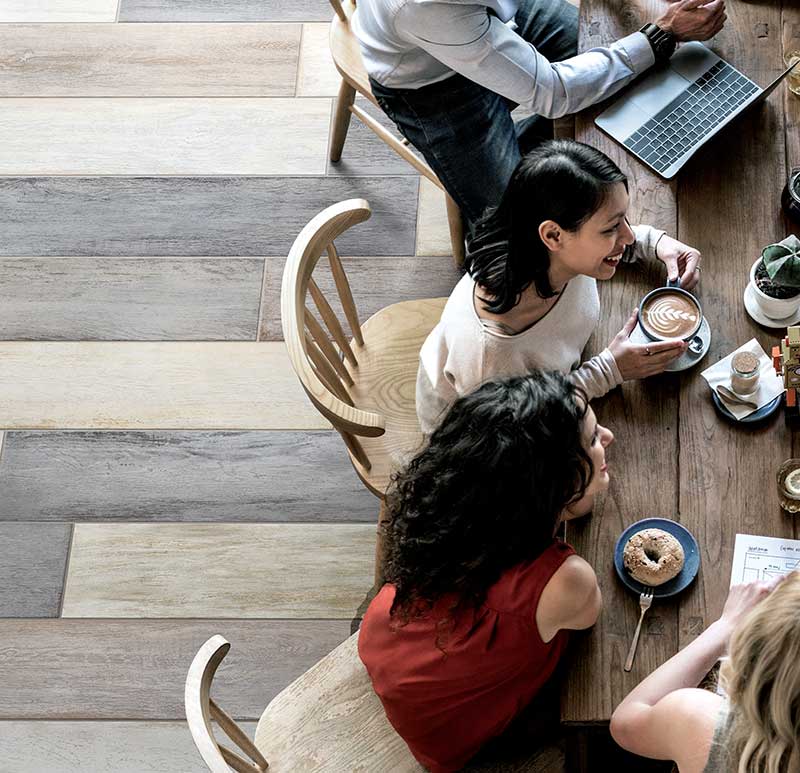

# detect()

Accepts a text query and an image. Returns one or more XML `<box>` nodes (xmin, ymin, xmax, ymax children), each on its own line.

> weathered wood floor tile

<box><xmin>0</xmin><ymin>620</ymin><xmax>350</xmax><ymax>719</ymax></box>
<box><xmin>327</xmin><ymin>97</ymin><xmax>416</xmax><ymax>177</ymax></box>
<box><xmin>0</xmin><ymin>431</ymin><xmax>377</xmax><ymax>523</ymax></box>
<box><xmin>297</xmin><ymin>23</ymin><xmax>340</xmax><ymax>97</ymax></box>
<box><xmin>119</xmin><ymin>0</ymin><xmax>332</xmax><ymax>23</ymax></box>
<box><xmin>0</xmin><ymin>258</ymin><xmax>263</xmax><ymax>341</ymax></box>
<box><xmin>0</xmin><ymin>721</ymin><xmax>256</xmax><ymax>773</ymax></box>
<box><xmin>0</xmin><ymin>342</ymin><xmax>327</xmax><ymax>430</ymax></box>
<box><xmin>0</xmin><ymin>177</ymin><xmax>418</xmax><ymax>257</ymax></box>
<box><xmin>0</xmin><ymin>99</ymin><xmax>331</xmax><ymax>175</ymax></box>
<box><xmin>0</xmin><ymin>24</ymin><xmax>301</xmax><ymax>97</ymax></box>
<box><xmin>61</xmin><ymin>523</ymin><xmax>374</xmax><ymax>618</ymax></box>
<box><xmin>416</xmin><ymin>177</ymin><xmax>454</xmax><ymax>257</ymax></box>
<box><xmin>0</xmin><ymin>523</ymin><xmax>71</xmax><ymax>617</ymax></box>
<box><xmin>259</xmin><ymin>255</ymin><xmax>458</xmax><ymax>340</ymax></box>
<box><xmin>0</xmin><ymin>1</ymin><xmax>117</xmax><ymax>22</ymax></box>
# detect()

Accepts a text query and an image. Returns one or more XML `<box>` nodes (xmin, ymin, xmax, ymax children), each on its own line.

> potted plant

<box><xmin>749</xmin><ymin>235</ymin><xmax>800</xmax><ymax>320</ymax></box>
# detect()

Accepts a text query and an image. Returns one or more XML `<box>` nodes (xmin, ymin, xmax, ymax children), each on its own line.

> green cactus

<box><xmin>763</xmin><ymin>235</ymin><xmax>800</xmax><ymax>288</ymax></box>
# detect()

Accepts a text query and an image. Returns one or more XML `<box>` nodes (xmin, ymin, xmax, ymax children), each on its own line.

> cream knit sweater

<box><xmin>416</xmin><ymin>224</ymin><xmax>664</xmax><ymax>434</ymax></box>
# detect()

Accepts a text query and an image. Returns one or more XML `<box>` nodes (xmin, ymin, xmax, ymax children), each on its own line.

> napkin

<box><xmin>701</xmin><ymin>338</ymin><xmax>784</xmax><ymax>420</ymax></box>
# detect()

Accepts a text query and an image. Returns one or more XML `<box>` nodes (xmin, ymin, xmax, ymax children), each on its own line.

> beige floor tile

<box><xmin>62</xmin><ymin>523</ymin><xmax>375</xmax><ymax>617</ymax></box>
<box><xmin>0</xmin><ymin>342</ymin><xmax>328</xmax><ymax>430</ymax></box>
<box><xmin>0</xmin><ymin>98</ymin><xmax>331</xmax><ymax>175</ymax></box>
<box><xmin>0</xmin><ymin>1</ymin><xmax>117</xmax><ymax>22</ymax></box>
<box><xmin>297</xmin><ymin>23</ymin><xmax>341</xmax><ymax>97</ymax></box>
<box><xmin>0</xmin><ymin>23</ymin><xmax>301</xmax><ymax>97</ymax></box>
<box><xmin>416</xmin><ymin>177</ymin><xmax>453</xmax><ymax>257</ymax></box>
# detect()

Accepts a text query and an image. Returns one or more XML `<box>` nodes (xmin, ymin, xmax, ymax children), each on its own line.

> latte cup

<box><xmin>638</xmin><ymin>279</ymin><xmax>704</xmax><ymax>355</ymax></box>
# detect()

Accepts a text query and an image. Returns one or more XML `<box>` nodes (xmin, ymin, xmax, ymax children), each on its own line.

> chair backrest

<box><xmin>185</xmin><ymin>636</ymin><xmax>270</xmax><ymax>773</ymax></box>
<box><xmin>281</xmin><ymin>199</ymin><xmax>385</xmax><ymax>472</ymax></box>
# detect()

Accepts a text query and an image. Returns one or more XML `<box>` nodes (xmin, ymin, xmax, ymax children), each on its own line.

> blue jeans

<box><xmin>370</xmin><ymin>0</ymin><xmax>578</xmax><ymax>227</ymax></box>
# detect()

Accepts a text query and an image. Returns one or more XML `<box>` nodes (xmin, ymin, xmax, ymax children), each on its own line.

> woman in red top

<box><xmin>358</xmin><ymin>370</ymin><xmax>613</xmax><ymax>772</ymax></box>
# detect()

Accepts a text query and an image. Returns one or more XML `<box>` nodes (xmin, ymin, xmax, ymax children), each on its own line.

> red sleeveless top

<box><xmin>358</xmin><ymin>541</ymin><xmax>575</xmax><ymax>772</ymax></box>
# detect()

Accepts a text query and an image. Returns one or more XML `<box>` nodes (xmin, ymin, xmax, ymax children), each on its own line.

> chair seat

<box><xmin>344</xmin><ymin>297</ymin><xmax>446</xmax><ymax>496</ymax></box>
<box><xmin>254</xmin><ymin>633</ymin><xmax>424</xmax><ymax>772</ymax></box>
<box><xmin>329</xmin><ymin>0</ymin><xmax>378</xmax><ymax>105</ymax></box>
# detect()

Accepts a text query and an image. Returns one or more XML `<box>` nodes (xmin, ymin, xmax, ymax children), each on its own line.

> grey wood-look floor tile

<box><xmin>0</xmin><ymin>342</ymin><xmax>326</xmax><ymax>430</ymax></box>
<box><xmin>61</xmin><ymin>523</ymin><xmax>375</xmax><ymax>618</ymax></box>
<box><xmin>0</xmin><ymin>177</ymin><xmax>418</xmax><ymax>257</ymax></box>
<box><xmin>0</xmin><ymin>523</ymin><xmax>71</xmax><ymax>617</ymax></box>
<box><xmin>0</xmin><ymin>258</ymin><xmax>263</xmax><ymax>341</ymax></box>
<box><xmin>0</xmin><ymin>99</ymin><xmax>330</xmax><ymax>175</ymax></box>
<box><xmin>0</xmin><ymin>721</ymin><xmax>257</xmax><ymax>773</ymax></box>
<box><xmin>0</xmin><ymin>1</ymin><xmax>117</xmax><ymax>22</ymax></box>
<box><xmin>0</xmin><ymin>24</ymin><xmax>300</xmax><ymax>97</ymax></box>
<box><xmin>259</xmin><ymin>255</ymin><xmax>458</xmax><ymax>340</ymax></box>
<box><xmin>0</xmin><ymin>431</ymin><xmax>377</xmax><ymax>523</ymax></box>
<box><xmin>0</xmin><ymin>620</ymin><xmax>350</xmax><ymax>719</ymax></box>
<box><xmin>327</xmin><ymin>97</ymin><xmax>417</xmax><ymax>177</ymax></box>
<box><xmin>416</xmin><ymin>177</ymin><xmax>452</xmax><ymax>257</ymax></box>
<box><xmin>119</xmin><ymin>0</ymin><xmax>332</xmax><ymax>22</ymax></box>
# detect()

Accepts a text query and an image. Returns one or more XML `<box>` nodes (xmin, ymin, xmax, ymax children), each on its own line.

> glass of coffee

<box><xmin>638</xmin><ymin>280</ymin><xmax>704</xmax><ymax>354</ymax></box>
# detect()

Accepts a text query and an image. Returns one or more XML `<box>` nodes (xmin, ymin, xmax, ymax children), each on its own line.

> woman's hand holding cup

<box><xmin>609</xmin><ymin>309</ymin><xmax>687</xmax><ymax>380</ymax></box>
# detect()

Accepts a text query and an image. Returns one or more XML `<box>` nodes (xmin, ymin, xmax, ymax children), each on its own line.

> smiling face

<box><xmin>539</xmin><ymin>182</ymin><xmax>636</xmax><ymax>285</ymax></box>
<box><xmin>582</xmin><ymin>405</ymin><xmax>614</xmax><ymax>497</ymax></box>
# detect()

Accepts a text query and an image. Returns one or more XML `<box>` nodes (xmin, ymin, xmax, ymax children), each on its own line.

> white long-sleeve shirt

<box><xmin>416</xmin><ymin>224</ymin><xmax>664</xmax><ymax>435</ymax></box>
<box><xmin>353</xmin><ymin>0</ymin><xmax>655</xmax><ymax>117</ymax></box>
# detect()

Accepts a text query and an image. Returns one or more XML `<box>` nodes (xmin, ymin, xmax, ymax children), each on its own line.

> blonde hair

<box><xmin>720</xmin><ymin>572</ymin><xmax>800</xmax><ymax>773</ymax></box>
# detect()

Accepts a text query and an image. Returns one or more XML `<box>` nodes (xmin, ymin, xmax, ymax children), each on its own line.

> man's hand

<box><xmin>655</xmin><ymin>234</ymin><xmax>702</xmax><ymax>290</ymax></box>
<box><xmin>656</xmin><ymin>0</ymin><xmax>726</xmax><ymax>42</ymax></box>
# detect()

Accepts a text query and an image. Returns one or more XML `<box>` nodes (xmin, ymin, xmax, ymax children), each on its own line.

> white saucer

<box><xmin>630</xmin><ymin>317</ymin><xmax>712</xmax><ymax>372</ymax></box>
<box><xmin>743</xmin><ymin>283</ymin><xmax>800</xmax><ymax>328</ymax></box>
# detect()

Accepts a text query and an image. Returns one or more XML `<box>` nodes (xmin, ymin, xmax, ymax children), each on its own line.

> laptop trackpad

<box><xmin>627</xmin><ymin>68</ymin><xmax>691</xmax><ymax>115</ymax></box>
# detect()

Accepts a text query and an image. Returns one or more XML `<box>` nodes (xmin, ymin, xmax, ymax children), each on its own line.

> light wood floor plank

<box><xmin>0</xmin><ymin>620</ymin><xmax>350</xmax><ymax>719</ymax></box>
<box><xmin>119</xmin><ymin>0</ymin><xmax>332</xmax><ymax>22</ymax></box>
<box><xmin>0</xmin><ymin>721</ymin><xmax>256</xmax><ymax>773</ymax></box>
<box><xmin>0</xmin><ymin>431</ymin><xmax>378</xmax><ymax>523</ymax></box>
<box><xmin>0</xmin><ymin>1</ymin><xmax>116</xmax><ymax>22</ymax></box>
<box><xmin>0</xmin><ymin>342</ymin><xmax>327</xmax><ymax>430</ymax></box>
<box><xmin>0</xmin><ymin>176</ymin><xmax>419</xmax><ymax>257</ymax></box>
<box><xmin>0</xmin><ymin>258</ymin><xmax>263</xmax><ymax>341</ymax></box>
<box><xmin>61</xmin><ymin>523</ymin><xmax>375</xmax><ymax>618</ymax></box>
<box><xmin>0</xmin><ymin>24</ymin><xmax>300</xmax><ymax>97</ymax></box>
<box><xmin>297</xmin><ymin>23</ymin><xmax>340</xmax><ymax>97</ymax></box>
<box><xmin>0</xmin><ymin>99</ymin><xmax>331</xmax><ymax>175</ymax></box>
<box><xmin>259</xmin><ymin>255</ymin><xmax>458</xmax><ymax>340</ymax></box>
<box><xmin>0</xmin><ymin>523</ymin><xmax>71</xmax><ymax>617</ymax></box>
<box><xmin>416</xmin><ymin>177</ymin><xmax>453</xmax><ymax>257</ymax></box>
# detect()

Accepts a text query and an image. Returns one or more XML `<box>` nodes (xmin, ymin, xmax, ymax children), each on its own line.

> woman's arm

<box><xmin>536</xmin><ymin>555</ymin><xmax>602</xmax><ymax>643</ymax></box>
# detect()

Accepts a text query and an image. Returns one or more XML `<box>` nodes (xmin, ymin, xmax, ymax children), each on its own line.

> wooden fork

<box><xmin>624</xmin><ymin>590</ymin><xmax>654</xmax><ymax>672</ymax></box>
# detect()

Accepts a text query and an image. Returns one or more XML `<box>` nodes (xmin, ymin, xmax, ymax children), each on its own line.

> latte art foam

<box><xmin>641</xmin><ymin>293</ymin><xmax>700</xmax><ymax>339</ymax></box>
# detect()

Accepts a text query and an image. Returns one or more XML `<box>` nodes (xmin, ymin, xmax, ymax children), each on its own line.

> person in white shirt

<box><xmin>354</xmin><ymin>0</ymin><xmax>726</xmax><ymax>226</ymax></box>
<box><xmin>416</xmin><ymin>139</ymin><xmax>702</xmax><ymax>435</ymax></box>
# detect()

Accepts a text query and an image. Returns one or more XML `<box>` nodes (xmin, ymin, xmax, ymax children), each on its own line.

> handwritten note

<box><xmin>730</xmin><ymin>534</ymin><xmax>800</xmax><ymax>586</ymax></box>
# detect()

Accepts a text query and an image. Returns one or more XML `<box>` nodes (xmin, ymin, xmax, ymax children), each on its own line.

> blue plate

<box><xmin>614</xmin><ymin>518</ymin><xmax>700</xmax><ymax>598</ymax></box>
<box><xmin>711</xmin><ymin>390</ymin><xmax>783</xmax><ymax>424</ymax></box>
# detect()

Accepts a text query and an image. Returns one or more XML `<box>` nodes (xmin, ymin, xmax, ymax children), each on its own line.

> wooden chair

<box><xmin>186</xmin><ymin>634</ymin><xmax>565</xmax><ymax>773</ymax></box>
<box><xmin>327</xmin><ymin>0</ymin><xmax>465</xmax><ymax>265</ymax></box>
<box><xmin>281</xmin><ymin>199</ymin><xmax>446</xmax><ymax>579</ymax></box>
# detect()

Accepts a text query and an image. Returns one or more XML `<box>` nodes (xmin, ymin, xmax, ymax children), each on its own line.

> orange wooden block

<box><xmin>787</xmin><ymin>388</ymin><xmax>796</xmax><ymax>407</ymax></box>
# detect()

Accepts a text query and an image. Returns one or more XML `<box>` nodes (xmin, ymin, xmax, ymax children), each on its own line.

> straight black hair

<box><xmin>465</xmin><ymin>139</ymin><xmax>628</xmax><ymax>314</ymax></box>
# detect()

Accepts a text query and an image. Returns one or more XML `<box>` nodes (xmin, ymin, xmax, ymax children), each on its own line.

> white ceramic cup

<box><xmin>749</xmin><ymin>258</ymin><xmax>800</xmax><ymax>320</ymax></box>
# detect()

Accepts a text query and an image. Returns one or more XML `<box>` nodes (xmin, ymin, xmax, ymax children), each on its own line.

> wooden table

<box><xmin>562</xmin><ymin>0</ymin><xmax>800</xmax><ymax>763</ymax></box>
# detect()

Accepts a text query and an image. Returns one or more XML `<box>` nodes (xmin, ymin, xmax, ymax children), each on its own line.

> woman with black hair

<box><xmin>359</xmin><ymin>370</ymin><xmax>612</xmax><ymax>772</ymax></box>
<box><xmin>416</xmin><ymin>138</ymin><xmax>703</xmax><ymax>434</ymax></box>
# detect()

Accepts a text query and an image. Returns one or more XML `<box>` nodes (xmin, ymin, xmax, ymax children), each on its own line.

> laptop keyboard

<box><xmin>624</xmin><ymin>61</ymin><xmax>760</xmax><ymax>174</ymax></box>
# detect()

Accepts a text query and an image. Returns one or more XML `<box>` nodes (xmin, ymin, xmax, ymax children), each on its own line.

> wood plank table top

<box><xmin>563</xmin><ymin>0</ymin><xmax>800</xmax><ymax>725</ymax></box>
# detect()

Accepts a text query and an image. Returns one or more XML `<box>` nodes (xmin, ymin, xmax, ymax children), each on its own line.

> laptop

<box><xmin>596</xmin><ymin>41</ymin><xmax>799</xmax><ymax>179</ymax></box>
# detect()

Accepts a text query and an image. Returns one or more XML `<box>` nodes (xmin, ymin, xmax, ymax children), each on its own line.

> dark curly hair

<box><xmin>383</xmin><ymin>370</ymin><xmax>593</xmax><ymax>626</ymax></box>
<box><xmin>465</xmin><ymin>139</ymin><xmax>628</xmax><ymax>314</ymax></box>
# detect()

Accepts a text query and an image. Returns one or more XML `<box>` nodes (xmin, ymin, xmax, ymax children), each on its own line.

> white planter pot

<box><xmin>749</xmin><ymin>258</ymin><xmax>800</xmax><ymax>320</ymax></box>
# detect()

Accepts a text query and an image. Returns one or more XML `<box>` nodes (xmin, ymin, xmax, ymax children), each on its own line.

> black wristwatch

<box><xmin>640</xmin><ymin>23</ymin><xmax>677</xmax><ymax>64</ymax></box>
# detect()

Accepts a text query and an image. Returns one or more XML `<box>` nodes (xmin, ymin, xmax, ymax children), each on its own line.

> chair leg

<box><xmin>374</xmin><ymin>498</ymin><xmax>389</xmax><ymax>586</ymax></box>
<box><xmin>330</xmin><ymin>80</ymin><xmax>357</xmax><ymax>163</ymax></box>
<box><xmin>445</xmin><ymin>193</ymin><xmax>466</xmax><ymax>268</ymax></box>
